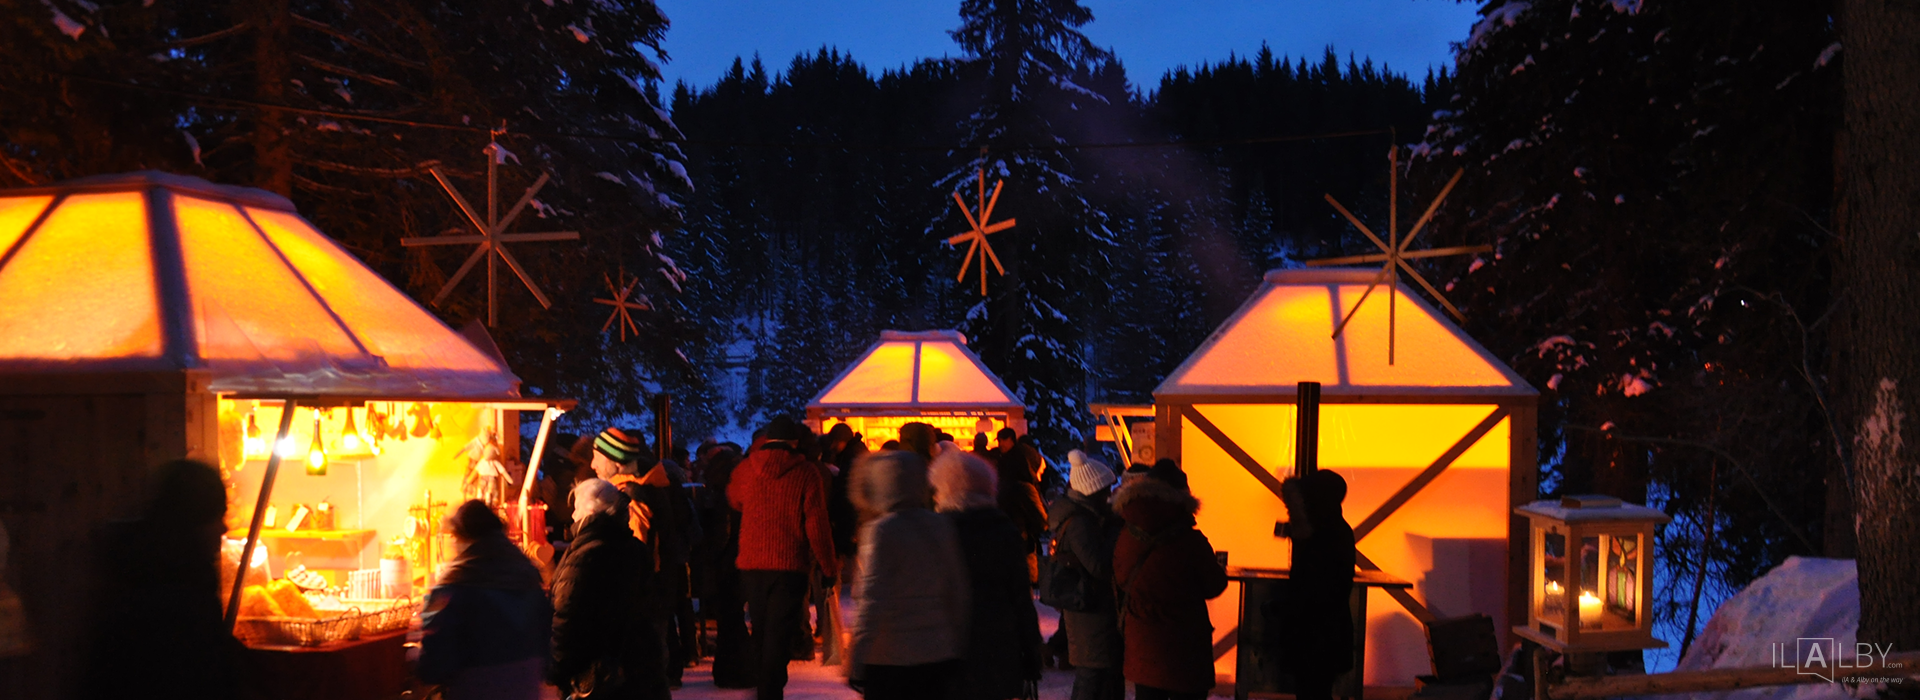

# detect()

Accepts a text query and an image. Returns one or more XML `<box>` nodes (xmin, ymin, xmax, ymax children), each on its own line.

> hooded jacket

<box><xmin>1048</xmin><ymin>489</ymin><xmax>1125</xmax><ymax>669</ymax></box>
<box><xmin>845</xmin><ymin>452</ymin><xmax>968</xmax><ymax>670</ymax></box>
<box><xmin>416</xmin><ymin>532</ymin><xmax>551</xmax><ymax>699</ymax></box>
<box><xmin>1112</xmin><ymin>476</ymin><xmax>1229</xmax><ymax>694</ymax></box>
<box><xmin>549</xmin><ymin>510</ymin><xmax>665</xmax><ymax>699</ymax></box>
<box><xmin>727</xmin><ymin>446</ymin><xmax>837</xmax><ymax>574</ymax></box>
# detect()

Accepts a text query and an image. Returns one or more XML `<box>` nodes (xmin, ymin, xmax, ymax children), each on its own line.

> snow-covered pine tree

<box><xmin>941</xmin><ymin>0</ymin><xmax>1120</xmax><ymax>451</ymax></box>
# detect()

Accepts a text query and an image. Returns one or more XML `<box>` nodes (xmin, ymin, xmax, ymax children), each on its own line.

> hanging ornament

<box><xmin>305</xmin><ymin>413</ymin><xmax>328</xmax><ymax>476</ymax></box>
<box><xmin>594</xmin><ymin>270</ymin><xmax>650</xmax><ymax>342</ymax></box>
<box><xmin>945</xmin><ymin>167</ymin><xmax>1017</xmax><ymax>297</ymax></box>
<box><xmin>1305</xmin><ymin>146</ymin><xmax>1484</xmax><ymax>364</ymax></box>
<box><xmin>404</xmin><ymin>135</ymin><xmax>581</xmax><ymax>327</ymax></box>
<box><xmin>408</xmin><ymin>402</ymin><xmax>434</xmax><ymax>439</ymax></box>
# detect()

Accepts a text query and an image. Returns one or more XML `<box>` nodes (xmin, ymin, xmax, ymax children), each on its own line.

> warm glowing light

<box><xmin>0</xmin><ymin>193</ymin><xmax>164</xmax><ymax>361</ymax></box>
<box><xmin>1579</xmin><ymin>591</ymin><xmax>1603</xmax><ymax>628</ymax></box>
<box><xmin>243</xmin><ymin>413</ymin><xmax>265</xmax><ymax>458</ymax></box>
<box><xmin>1545</xmin><ymin>580</ymin><xmax>1564</xmax><ymax>594</ymax></box>
<box><xmin>305</xmin><ymin>415</ymin><xmax>327</xmax><ymax>476</ymax></box>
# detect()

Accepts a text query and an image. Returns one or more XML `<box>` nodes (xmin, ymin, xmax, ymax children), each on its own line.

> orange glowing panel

<box><xmin>0</xmin><ymin>196</ymin><xmax>53</xmax><ymax>258</ymax></box>
<box><xmin>816</xmin><ymin>342</ymin><xmax>915</xmax><ymax>405</ymax></box>
<box><xmin>174</xmin><ymin>196</ymin><xmax>364</xmax><ymax>363</ymax></box>
<box><xmin>1334</xmin><ymin>284</ymin><xmax>1511</xmax><ymax>387</ymax></box>
<box><xmin>916</xmin><ymin>341</ymin><xmax>1017</xmax><ymax>404</ymax></box>
<box><xmin>1156</xmin><ymin>270</ymin><xmax>1530</xmax><ymax>396</ymax></box>
<box><xmin>1181</xmin><ymin>402</ymin><xmax>1513</xmax><ymax>686</ymax></box>
<box><xmin>1170</xmin><ymin>283</ymin><xmax>1340</xmax><ymax>389</ymax></box>
<box><xmin>246</xmin><ymin>207</ymin><xmax>501</xmax><ymax>373</ymax></box>
<box><xmin>0</xmin><ymin>193</ymin><xmax>164</xmax><ymax>360</ymax></box>
<box><xmin>1191</xmin><ymin>403</ymin><xmax>1509</xmax><ymax>471</ymax></box>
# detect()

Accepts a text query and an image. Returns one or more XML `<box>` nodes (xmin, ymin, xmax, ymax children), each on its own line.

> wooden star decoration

<box><xmin>404</xmin><ymin>142</ymin><xmax>580</xmax><ymax>327</ymax></box>
<box><xmin>1305</xmin><ymin>146</ymin><xmax>1487</xmax><ymax>364</ymax></box>
<box><xmin>594</xmin><ymin>270</ymin><xmax>649</xmax><ymax>342</ymax></box>
<box><xmin>945</xmin><ymin>168</ymin><xmax>1017</xmax><ymax>296</ymax></box>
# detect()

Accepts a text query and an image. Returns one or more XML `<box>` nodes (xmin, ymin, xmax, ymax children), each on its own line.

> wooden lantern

<box><xmin>1513</xmin><ymin>495</ymin><xmax>1670</xmax><ymax>653</ymax></box>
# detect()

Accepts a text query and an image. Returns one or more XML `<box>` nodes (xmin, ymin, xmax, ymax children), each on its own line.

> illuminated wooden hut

<box><xmin>806</xmin><ymin>330</ymin><xmax>1026</xmax><ymax>449</ymax></box>
<box><xmin>1152</xmin><ymin>268</ymin><xmax>1539</xmax><ymax>688</ymax></box>
<box><xmin>0</xmin><ymin>172</ymin><xmax>568</xmax><ymax>699</ymax></box>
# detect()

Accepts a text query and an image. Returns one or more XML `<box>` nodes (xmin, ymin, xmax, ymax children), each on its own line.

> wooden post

<box><xmin>227</xmin><ymin>399</ymin><xmax>299</xmax><ymax>628</ymax></box>
<box><xmin>654</xmin><ymin>394</ymin><xmax>673</xmax><ymax>464</ymax></box>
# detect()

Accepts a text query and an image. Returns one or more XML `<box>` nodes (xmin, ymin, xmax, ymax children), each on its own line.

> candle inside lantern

<box><xmin>1579</xmin><ymin>590</ymin><xmax>1602</xmax><ymax>628</ymax></box>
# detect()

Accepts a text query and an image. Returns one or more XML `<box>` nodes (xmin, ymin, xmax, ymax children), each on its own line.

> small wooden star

<box><xmin>404</xmin><ymin>141</ymin><xmax>580</xmax><ymax>327</ymax></box>
<box><xmin>1306</xmin><ymin>146</ymin><xmax>1487</xmax><ymax>364</ymax></box>
<box><xmin>594</xmin><ymin>270</ymin><xmax>648</xmax><ymax>342</ymax></box>
<box><xmin>945</xmin><ymin>168</ymin><xmax>1017</xmax><ymax>297</ymax></box>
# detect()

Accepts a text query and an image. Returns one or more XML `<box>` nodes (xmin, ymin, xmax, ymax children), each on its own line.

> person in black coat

<box><xmin>414</xmin><ymin>500</ymin><xmax>551</xmax><ymax>699</ymax></box>
<box><xmin>83</xmin><ymin>459</ymin><xmax>239</xmax><ymax>700</ymax></box>
<box><xmin>1050</xmin><ymin>451</ymin><xmax>1124</xmax><ymax>700</ymax></box>
<box><xmin>1277</xmin><ymin>470</ymin><xmax>1356</xmax><ymax>700</ymax></box>
<box><xmin>550</xmin><ymin>479</ymin><xmax>669</xmax><ymax>700</ymax></box>
<box><xmin>931</xmin><ymin>449</ymin><xmax>1043</xmax><ymax>700</ymax></box>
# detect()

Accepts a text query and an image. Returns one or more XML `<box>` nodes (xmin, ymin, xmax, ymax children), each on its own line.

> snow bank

<box><xmin>1673</xmin><ymin>557</ymin><xmax>1860</xmax><ymax>700</ymax></box>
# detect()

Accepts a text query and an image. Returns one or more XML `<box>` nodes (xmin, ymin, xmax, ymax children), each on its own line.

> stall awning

<box><xmin>0</xmin><ymin>172</ymin><xmax>519</xmax><ymax>397</ymax></box>
<box><xmin>1155</xmin><ymin>268</ymin><xmax>1536</xmax><ymax>400</ymax></box>
<box><xmin>807</xmin><ymin>330</ymin><xmax>1022</xmax><ymax>411</ymax></box>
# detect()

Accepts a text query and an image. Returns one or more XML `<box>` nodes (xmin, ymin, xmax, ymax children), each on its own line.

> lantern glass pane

<box><xmin>1605</xmin><ymin>532</ymin><xmax>1641</xmax><ymax>625</ymax></box>
<box><xmin>1540</xmin><ymin>530</ymin><xmax>1567</xmax><ymax>624</ymax></box>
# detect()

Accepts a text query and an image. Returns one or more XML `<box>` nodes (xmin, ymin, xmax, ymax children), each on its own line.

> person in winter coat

<box><xmin>1049</xmin><ymin>451</ymin><xmax>1124</xmax><ymax>700</ymax></box>
<box><xmin>898</xmin><ymin>422</ymin><xmax>938</xmax><ymax>464</ymax></box>
<box><xmin>1276</xmin><ymin>470</ymin><xmax>1356</xmax><ymax>700</ymax></box>
<box><xmin>728</xmin><ymin>416</ymin><xmax>838</xmax><ymax>700</ymax></box>
<box><xmin>698</xmin><ymin>444</ymin><xmax>756</xmax><ymax>688</ymax></box>
<box><xmin>550</xmin><ymin>479</ymin><xmax>669</xmax><ymax>700</ymax></box>
<box><xmin>83</xmin><ymin>459</ymin><xmax>239</xmax><ymax>700</ymax></box>
<box><xmin>844</xmin><ymin>450</ymin><xmax>969</xmax><ymax>699</ymax></box>
<box><xmin>1113</xmin><ymin>460</ymin><xmax>1229</xmax><ymax>700</ymax></box>
<box><xmin>414</xmin><ymin>500</ymin><xmax>551</xmax><ymax>700</ymax></box>
<box><xmin>931</xmin><ymin>449</ymin><xmax>1044</xmax><ymax>700</ymax></box>
<box><xmin>992</xmin><ymin>428</ymin><xmax>1049</xmax><ymax>583</ymax></box>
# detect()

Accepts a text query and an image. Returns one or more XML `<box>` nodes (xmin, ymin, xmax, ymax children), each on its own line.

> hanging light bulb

<box><xmin>306</xmin><ymin>413</ymin><xmax>328</xmax><ymax>476</ymax></box>
<box><xmin>244</xmin><ymin>413</ymin><xmax>265</xmax><ymax>459</ymax></box>
<box><xmin>334</xmin><ymin>408</ymin><xmax>378</xmax><ymax>458</ymax></box>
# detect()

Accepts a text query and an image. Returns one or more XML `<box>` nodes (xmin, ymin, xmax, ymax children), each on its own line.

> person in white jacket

<box><xmin>845</xmin><ymin>449</ymin><xmax>970</xmax><ymax>699</ymax></box>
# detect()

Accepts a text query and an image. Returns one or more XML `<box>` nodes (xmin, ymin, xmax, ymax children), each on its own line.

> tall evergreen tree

<box><xmin>941</xmin><ymin>0</ymin><xmax>1120</xmax><ymax>450</ymax></box>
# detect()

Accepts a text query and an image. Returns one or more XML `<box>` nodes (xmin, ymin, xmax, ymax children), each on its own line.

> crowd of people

<box><xmin>87</xmin><ymin>414</ymin><xmax>1362</xmax><ymax>700</ymax></box>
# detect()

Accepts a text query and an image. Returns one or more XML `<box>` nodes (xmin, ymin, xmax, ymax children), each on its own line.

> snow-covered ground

<box><xmin>1670</xmin><ymin>556</ymin><xmax>1874</xmax><ymax>700</ymax></box>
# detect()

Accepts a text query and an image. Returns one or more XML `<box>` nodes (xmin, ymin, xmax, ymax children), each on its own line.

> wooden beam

<box><xmin>1180</xmin><ymin>405</ymin><xmax>1285</xmax><ymax>498</ymax></box>
<box><xmin>1212</xmin><ymin>626</ymin><xmax>1239</xmax><ymax>660</ymax></box>
<box><xmin>1353</xmin><ymin>407</ymin><xmax>1510</xmax><ymax>541</ymax></box>
<box><xmin>1549</xmin><ymin>651</ymin><xmax>1920</xmax><ymax>700</ymax></box>
<box><xmin>1357</xmin><ymin>550</ymin><xmax>1436</xmax><ymax>623</ymax></box>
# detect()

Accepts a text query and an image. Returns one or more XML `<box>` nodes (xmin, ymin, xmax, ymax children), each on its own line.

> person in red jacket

<box><xmin>727</xmin><ymin>416</ymin><xmax>837</xmax><ymax>700</ymax></box>
<box><xmin>1113</xmin><ymin>460</ymin><xmax>1229</xmax><ymax>700</ymax></box>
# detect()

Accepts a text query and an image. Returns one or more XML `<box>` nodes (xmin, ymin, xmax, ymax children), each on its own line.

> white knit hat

<box><xmin>1067</xmin><ymin>450</ymin><xmax>1117</xmax><ymax>496</ymax></box>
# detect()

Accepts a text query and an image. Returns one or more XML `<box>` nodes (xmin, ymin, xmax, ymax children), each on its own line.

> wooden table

<box><xmin>242</xmin><ymin>629</ymin><xmax>409</xmax><ymax>700</ymax></box>
<box><xmin>1228</xmin><ymin>566</ymin><xmax>1414</xmax><ymax>700</ymax></box>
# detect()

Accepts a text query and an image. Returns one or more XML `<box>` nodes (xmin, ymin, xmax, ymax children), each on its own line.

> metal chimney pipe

<box><xmin>1295</xmin><ymin>381</ymin><xmax>1321</xmax><ymax>478</ymax></box>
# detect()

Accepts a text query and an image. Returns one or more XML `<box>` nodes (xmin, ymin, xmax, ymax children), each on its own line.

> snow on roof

<box><xmin>807</xmin><ymin>330</ymin><xmax>1022</xmax><ymax>410</ymax></box>
<box><xmin>1154</xmin><ymin>268</ymin><xmax>1536</xmax><ymax>399</ymax></box>
<box><xmin>0</xmin><ymin>172</ymin><xmax>520</xmax><ymax>397</ymax></box>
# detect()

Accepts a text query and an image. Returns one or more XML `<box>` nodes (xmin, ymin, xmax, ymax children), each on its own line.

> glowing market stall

<box><xmin>806</xmin><ymin>330</ymin><xmax>1026</xmax><ymax>448</ymax></box>
<box><xmin>0</xmin><ymin>172</ymin><xmax>569</xmax><ymax>699</ymax></box>
<box><xmin>1151</xmin><ymin>268</ymin><xmax>1540</xmax><ymax>690</ymax></box>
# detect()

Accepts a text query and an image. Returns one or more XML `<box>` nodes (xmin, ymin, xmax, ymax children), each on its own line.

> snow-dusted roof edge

<box><xmin>805</xmin><ymin>329</ymin><xmax>1023</xmax><ymax>410</ymax></box>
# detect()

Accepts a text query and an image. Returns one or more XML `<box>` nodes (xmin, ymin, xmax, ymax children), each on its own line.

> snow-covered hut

<box><xmin>806</xmin><ymin>330</ymin><xmax>1026</xmax><ymax>449</ymax></box>
<box><xmin>1152</xmin><ymin>268</ymin><xmax>1539</xmax><ymax>688</ymax></box>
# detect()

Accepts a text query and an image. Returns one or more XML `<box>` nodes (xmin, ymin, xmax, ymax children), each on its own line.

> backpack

<box><xmin>1037</xmin><ymin>507</ymin><xmax>1090</xmax><ymax>611</ymax></box>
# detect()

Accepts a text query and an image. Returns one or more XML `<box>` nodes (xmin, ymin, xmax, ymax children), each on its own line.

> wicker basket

<box><xmin>234</xmin><ymin>612</ymin><xmax>362</xmax><ymax>647</ymax></box>
<box><xmin>346</xmin><ymin>597</ymin><xmax>421</xmax><ymax>636</ymax></box>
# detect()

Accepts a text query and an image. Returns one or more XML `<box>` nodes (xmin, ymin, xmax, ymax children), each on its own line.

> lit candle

<box><xmin>1579</xmin><ymin>590</ymin><xmax>1602</xmax><ymax>628</ymax></box>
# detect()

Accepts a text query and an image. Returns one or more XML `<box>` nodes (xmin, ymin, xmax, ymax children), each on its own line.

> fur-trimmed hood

<box><xmin>1114</xmin><ymin>476</ymin><xmax>1199</xmax><ymax>534</ymax></box>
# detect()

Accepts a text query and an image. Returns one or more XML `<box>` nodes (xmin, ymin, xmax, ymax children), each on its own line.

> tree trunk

<box><xmin>246</xmin><ymin>0</ymin><xmax>292</xmax><ymax>195</ymax></box>
<box><xmin>1834</xmin><ymin>0</ymin><xmax>1920</xmax><ymax>668</ymax></box>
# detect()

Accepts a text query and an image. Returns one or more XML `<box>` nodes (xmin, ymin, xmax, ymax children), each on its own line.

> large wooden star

<box><xmin>404</xmin><ymin>142</ymin><xmax>580</xmax><ymax>327</ymax></box>
<box><xmin>594</xmin><ymin>270</ymin><xmax>649</xmax><ymax>342</ymax></box>
<box><xmin>945</xmin><ymin>169</ymin><xmax>1017</xmax><ymax>297</ymax></box>
<box><xmin>1306</xmin><ymin>146</ymin><xmax>1487</xmax><ymax>364</ymax></box>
